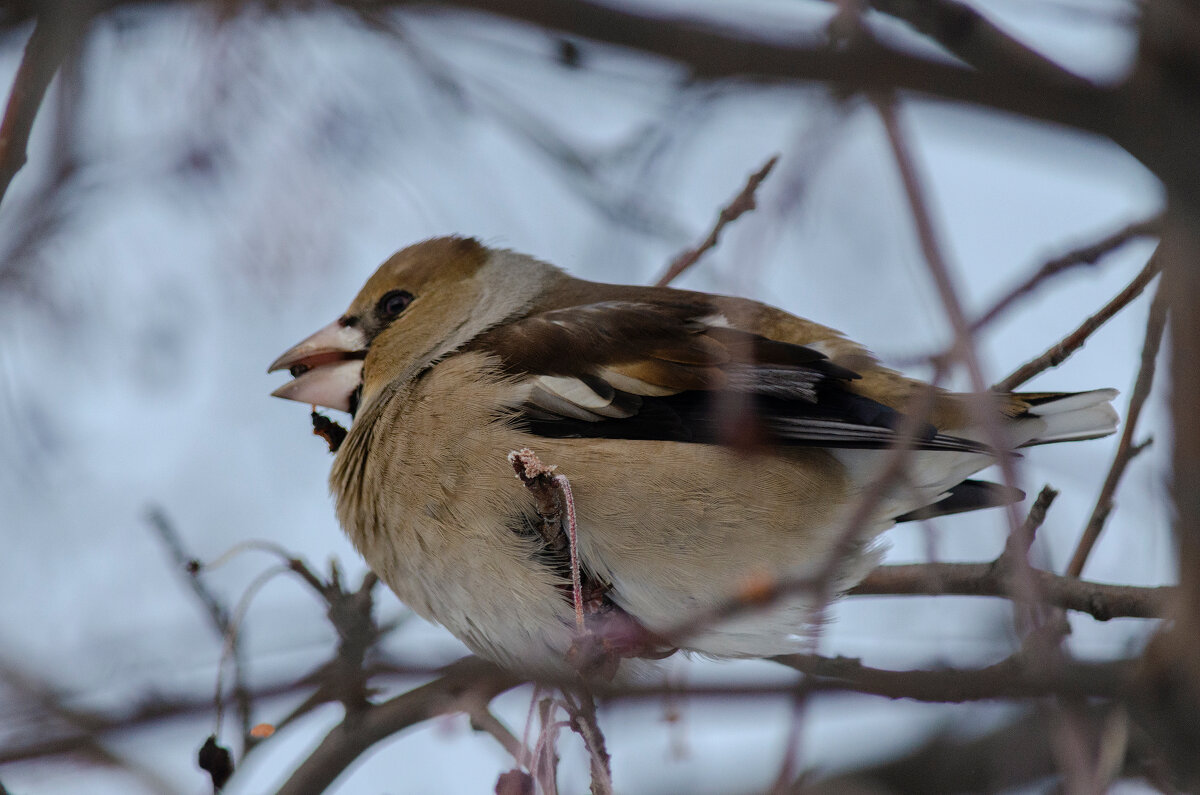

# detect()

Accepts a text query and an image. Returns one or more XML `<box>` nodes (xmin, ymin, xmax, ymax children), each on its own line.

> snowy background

<box><xmin>0</xmin><ymin>1</ymin><xmax>1170</xmax><ymax>792</ymax></box>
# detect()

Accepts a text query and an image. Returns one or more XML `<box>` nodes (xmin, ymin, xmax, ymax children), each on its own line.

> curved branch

<box><xmin>273</xmin><ymin>657</ymin><xmax>522</xmax><ymax>795</ymax></box>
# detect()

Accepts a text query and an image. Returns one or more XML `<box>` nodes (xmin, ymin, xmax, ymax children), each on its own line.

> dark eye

<box><xmin>377</xmin><ymin>289</ymin><xmax>413</xmax><ymax>320</ymax></box>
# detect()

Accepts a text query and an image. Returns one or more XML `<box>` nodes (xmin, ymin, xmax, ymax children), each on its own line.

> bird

<box><xmin>269</xmin><ymin>235</ymin><xmax>1118</xmax><ymax>678</ymax></box>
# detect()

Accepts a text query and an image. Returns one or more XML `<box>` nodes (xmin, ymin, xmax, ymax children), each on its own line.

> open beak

<box><xmin>268</xmin><ymin>319</ymin><xmax>367</xmax><ymax>413</ymax></box>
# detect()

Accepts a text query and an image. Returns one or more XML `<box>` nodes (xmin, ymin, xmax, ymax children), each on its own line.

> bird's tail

<box><xmin>879</xmin><ymin>388</ymin><xmax>1119</xmax><ymax>524</ymax></box>
<box><xmin>1011</xmin><ymin>388</ymin><xmax>1120</xmax><ymax>446</ymax></box>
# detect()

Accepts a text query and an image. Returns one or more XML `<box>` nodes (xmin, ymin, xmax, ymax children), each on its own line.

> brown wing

<box><xmin>468</xmin><ymin>301</ymin><xmax>986</xmax><ymax>453</ymax></box>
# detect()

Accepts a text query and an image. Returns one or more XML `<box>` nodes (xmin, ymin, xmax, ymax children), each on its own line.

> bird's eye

<box><xmin>377</xmin><ymin>289</ymin><xmax>414</xmax><ymax>320</ymax></box>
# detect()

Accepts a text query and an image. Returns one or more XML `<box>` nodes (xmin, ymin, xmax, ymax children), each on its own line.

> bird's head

<box><xmin>269</xmin><ymin>236</ymin><xmax>556</xmax><ymax>415</ymax></box>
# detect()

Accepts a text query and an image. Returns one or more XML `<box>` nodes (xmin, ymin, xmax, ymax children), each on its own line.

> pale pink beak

<box><xmin>268</xmin><ymin>319</ymin><xmax>367</xmax><ymax>413</ymax></box>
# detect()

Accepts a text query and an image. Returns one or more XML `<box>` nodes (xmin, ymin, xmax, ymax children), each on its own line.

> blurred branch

<box><xmin>654</xmin><ymin>154</ymin><xmax>778</xmax><ymax>286</ymax></box>
<box><xmin>273</xmin><ymin>656</ymin><xmax>523</xmax><ymax>795</ymax></box>
<box><xmin>467</xmin><ymin>705</ymin><xmax>527</xmax><ymax>762</ymax></box>
<box><xmin>1068</xmin><ymin>286</ymin><xmax>1168</xmax><ymax>577</ymax></box>
<box><xmin>856</xmin><ymin>0</ymin><xmax>1090</xmax><ymax>86</ymax></box>
<box><xmin>146</xmin><ymin>507</ymin><xmax>254</xmax><ymax>750</ymax></box>
<box><xmin>798</xmin><ymin>704</ymin><xmax>1171</xmax><ymax>794</ymax></box>
<box><xmin>354</xmin><ymin>9</ymin><xmax>689</xmax><ymax>240</ymax></box>
<box><xmin>1140</xmin><ymin>203</ymin><xmax>1200</xmax><ymax>788</ymax></box>
<box><xmin>0</xmin><ymin>6</ymin><xmax>88</xmax><ymax>210</ymax></box>
<box><xmin>0</xmin><ymin>0</ymin><xmax>1120</xmax><ymax>138</ymax></box>
<box><xmin>0</xmin><ymin>656</ymin><xmax>175</xmax><ymax>794</ymax></box>
<box><xmin>395</xmin><ymin>0</ymin><xmax>1116</xmax><ymax>137</ymax></box>
<box><xmin>874</xmin><ymin>92</ymin><xmax>1054</xmax><ymax>636</ymax></box>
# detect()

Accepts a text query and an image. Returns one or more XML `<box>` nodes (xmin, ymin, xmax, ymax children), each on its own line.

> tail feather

<box><xmin>894</xmin><ymin>480</ymin><xmax>1025</xmax><ymax>523</ymax></box>
<box><xmin>1015</xmin><ymin>388</ymin><xmax>1119</xmax><ymax>446</ymax></box>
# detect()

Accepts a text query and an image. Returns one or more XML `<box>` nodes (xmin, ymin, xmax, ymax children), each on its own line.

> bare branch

<box><xmin>467</xmin><ymin>704</ymin><xmax>528</xmax><ymax>762</ymax></box>
<box><xmin>995</xmin><ymin>250</ymin><xmax>1161</xmax><ymax>391</ymax></box>
<box><xmin>654</xmin><ymin>154</ymin><xmax>778</xmax><ymax>286</ymax></box>
<box><xmin>798</xmin><ymin>704</ymin><xmax>1164</xmax><ymax>795</ymax></box>
<box><xmin>274</xmin><ymin>657</ymin><xmax>522</xmax><ymax>795</ymax></box>
<box><xmin>0</xmin><ymin>7</ymin><xmax>88</xmax><ymax>209</ymax></box>
<box><xmin>972</xmin><ymin>216</ymin><xmax>1163</xmax><ymax>334</ymax></box>
<box><xmin>851</xmin><ymin>564</ymin><xmax>1172</xmax><ymax>621</ymax></box>
<box><xmin>859</xmin><ymin>0</ymin><xmax>1091</xmax><ymax>87</ymax></box>
<box><xmin>851</xmin><ymin>484</ymin><xmax>1170</xmax><ymax>619</ymax></box>
<box><xmin>146</xmin><ymin>507</ymin><xmax>254</xmax><ymax>748</ymax></box>
<box><xmin>561</xmin><ymin>688</ymin><xmax>613</xmax><ymax>795</ymax></box>
<box><xmin>1068</xmin><ymin>286</ymin><xmax>1168</xmax><ymax>577</ymax></box>
<box><xmin>770</xmin><ymin>652</ymin><xmax>1130</xmax><ymax>703</ymax></box>
<box><xmin>0</xmin><ymin>657</ymin><xmax>176</xmax><ymax>794</ymax></box>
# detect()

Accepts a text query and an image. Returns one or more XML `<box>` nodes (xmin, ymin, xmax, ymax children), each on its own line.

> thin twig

<box><xmin>562</xmin><ymin>688</ymin><xmax>614</xmax><ymax>795</ymax></box>
<box><xmin>654</xmin><ymin>154</ymin><xmax>778</xmax><ymax>286</ymax></box>
<box><xmin>146</xmin><ymin>507</ymin><xmax>254</xmax><ymax>748</ymax></box>
<box><xmin>994</xmin><ymin>250</ymin><xmax>1161</xmax><ymax>391</ymax></box>
<box><xmin>1012</xmin><ymin>485</ymin><xmax>1059</xmax><ymax>557</ymax></box>
<box><xmin>468</xmin><ymin>704</ymin><xmax>528</xmax><ymax>761</ymax></box>
<box><xmin>1068</xmin><ymin>285</ymin><xmax>1168</xmax><ymax>577</ymax></box>
<box><xmin>532</xmin><ymin>697</ymin><xmax>563</xmax><ymax>795</ymax></box>
<box><xmin>972</xmin><ymin>215</ymin><xmax>1163</xmax><ymax>333</ymax></box>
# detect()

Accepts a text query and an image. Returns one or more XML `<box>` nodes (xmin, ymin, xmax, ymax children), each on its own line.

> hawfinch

<box><xmin>269</xmin><ymin>236</ymin><xmax>1118</xmax><ymax>676</ymax></box>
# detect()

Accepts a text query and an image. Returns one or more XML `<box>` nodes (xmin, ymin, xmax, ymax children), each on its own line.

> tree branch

<box><xmin>1068</xmin><ymin>285</ymin><xmax>1168</xmax><ymax>577</ymax></box>
<box><xmin>655</xmin><ymin>154</ymin><xmax>777</xmax><ymax>286</ymax></box>
<box><xmin>0</xmin><ymin>0</ymin><xmax>1122</xmax><ymax>139</ymax></box>
<box><xmin>851</xmin><ymin>564</ymin><xmax>1172</xmax><ymax>621</ymax></box>
<box><xmin>859</xmin><ymin>0</ymin><xmax>1090</xmax><ymax>87</ymax></box>
<box><xmin>994</xmin><ymin>250</ymin><xmax>1161</xmax><ymax>391</ymax></box>
<box><xmin>770</xmin><ymin>652</ymin><xmax>1131</xmax><ymax>703</ymax></box>
<box><xmin>146</xmin><ymin>507</ymin><xmax>255</xmax><ymax>749</ymax></box>
<box><xmin>799</xmin><ymin>704</ymin><xmax>1167</xmax><ymax>794</ymax></box>
<box><xmin>0</xmin><ymin>6</ymin><xmax>88</xmax><ymax>209</ymax></box>
<box><xmin>274</xmin><ymin>657</ymin><xmax>523</xmax><ymax>795</ymax></box>
<box><xmin>972</xmin><ymin>216</ymin><xmax>1163</xmax><ymax>334</ymax></box>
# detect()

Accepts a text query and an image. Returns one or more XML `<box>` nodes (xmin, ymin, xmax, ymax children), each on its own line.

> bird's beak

<box><xmin>268</xmin><ymin>319</ymin><xmax>367</xmax><ymax>413</ymax></box>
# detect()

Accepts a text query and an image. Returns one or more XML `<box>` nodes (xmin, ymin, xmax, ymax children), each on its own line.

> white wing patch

<box><xmin>596</xmin><ymin>367</ymin><xmax>678</xmax><ymax>397</ymax></box>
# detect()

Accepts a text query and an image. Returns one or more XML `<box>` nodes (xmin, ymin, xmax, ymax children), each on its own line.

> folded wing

<box><xmin>468</xmin><ymin>301</ymin><xmax>988</xmax><ymax>453</ymax></box>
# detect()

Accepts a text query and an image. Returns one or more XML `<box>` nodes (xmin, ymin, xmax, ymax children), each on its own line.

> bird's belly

<box><xmin>330</xmin><ymin>357</ymin><xmax>883</xmax><ymax>670</ymax></box>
